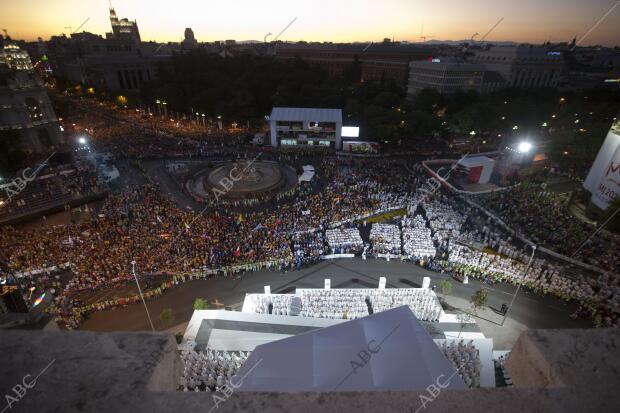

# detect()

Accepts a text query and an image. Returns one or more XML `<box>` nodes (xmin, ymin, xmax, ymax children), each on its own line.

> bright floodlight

<box><xmin>517</xmin><ymin>142</ymin><xmax>532</xmax><ymax>153</ymax></box>
<box><xmin>78</xmin><ymin>137</ymin><xmax>87</xmax><ymax>145</ymax></box>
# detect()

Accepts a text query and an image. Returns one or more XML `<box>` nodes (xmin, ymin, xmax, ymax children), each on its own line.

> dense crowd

<box><xmin>0</xmin><ymin>160</ymin><xmax>106</xmax><ymax>217</ymax></box>
<box><xmin>1</xmin><ymin>139</ymin><xmax>618</xmax><ymax>329</ymax></box>
<box><xmin>475</xmin><ymin>183</ymin><xmax>620</xmax><ymax>272</ymax></box>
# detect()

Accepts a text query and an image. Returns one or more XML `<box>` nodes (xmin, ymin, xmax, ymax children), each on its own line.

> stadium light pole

<box><xmin>501</xmin><ymin>244</ymin><xmax>536</xmax><ymax>326</ymax></box>
<box><xmin>131</xmin><ymin>260</ymin><xmax>155</xmax><ymax>331</ymax></box>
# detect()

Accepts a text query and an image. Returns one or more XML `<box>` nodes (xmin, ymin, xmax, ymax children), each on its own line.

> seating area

<box><xmin>298</xmin><ymin>289</ymin><xmax>369</xmax><ymax>319</ymax></box>
<box><xmin>440</xmin><ymin>339</ymin><xmax>482</xmax><ymax>388</ymax></box>
<box><xmin>246</xmin><ymin>288</ymin><xmax>443</xmax><ymax>322</ymax></box>
<box><xmin>178</xmin><ymin>342</ymin><xmax>250</xmax><ymax>392</ymax></box>
<box><xmin>402</xmin><ymin>215</ymin><xmax>436</xmax><ymax>259</ymax></box>
<box><xmin>247</xmin><ymin>294</ymin><xmax>293</xmax><ymax>316</ymax></box>
<box><xmin>424</xmin><ymin>198</ymin><xmax>467</xmax><ymax>247</ymax></box>
<box><xmin>370</xmin><ymin>223</ymin><xmax>401</xmax><ymax>255</ymax></box>
<box><xmin>325</xmin><ymin>227</ymin><xmax>364</xmax><ymax>254</ymax></box>
<box><xmin>367</xmin><ymin>289</ymin><xmax>442</xmax><ymax>321</ymax></box>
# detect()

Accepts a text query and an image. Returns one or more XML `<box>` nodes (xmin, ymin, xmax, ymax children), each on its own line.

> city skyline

<box><xmin>1</xmin><ymin>0</ymin><xmax>619</xmax><ymax>46</ymax></box>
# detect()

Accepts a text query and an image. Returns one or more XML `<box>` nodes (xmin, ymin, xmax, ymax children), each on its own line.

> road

<box><xmin>78</xmin><ymin>257</ymin><xmax>590</xmax><ymax>349</ymax></box>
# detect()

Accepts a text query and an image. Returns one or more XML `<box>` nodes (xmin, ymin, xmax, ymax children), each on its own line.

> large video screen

<box><xmin>341</xmin><ymin>126</ymin><xmax>360</xmax><ymax>138</ymax></box>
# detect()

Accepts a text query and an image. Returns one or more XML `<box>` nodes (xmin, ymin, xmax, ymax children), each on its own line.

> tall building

<box><xmin>46</xmin><ymin>7</ymin><xmax>171</xmax><ymax>93</ymax></box>
<box><xmin>183</xmin><ymin>28</ymin><xmax>197</xmax><ymax>48</ymax></box>
<box><xmin>0</xmin><ymin>44</ymin><xmax>63</xmax><ymax>152</ymax></box>
<box><xmin>108</xmin><ymin>7</ymin><xmax>141</xmax><ymax>43</ymax></box>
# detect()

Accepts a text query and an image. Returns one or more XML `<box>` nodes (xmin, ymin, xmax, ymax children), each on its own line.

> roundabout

<box><xmin>187</xmin><ymin>159</ymin><xmax>298</xmax><ymax>201</ymax></box>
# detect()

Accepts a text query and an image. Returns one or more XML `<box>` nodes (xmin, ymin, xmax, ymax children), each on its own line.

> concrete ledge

<box><xmin>0</xmin><ymin>328</ymin><xmax>618</xmax><ymax>413</ymax></box>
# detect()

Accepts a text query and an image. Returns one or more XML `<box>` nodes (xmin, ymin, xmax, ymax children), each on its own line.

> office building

<box><xmin>275</xmin><ymin>43</ymin><xmax>438</xmax><ymax>88</ymax></box>
<box><xmin>470</xmin><ymin>45</ymin><xmax>563</xmax><ymax>89</ymax></box>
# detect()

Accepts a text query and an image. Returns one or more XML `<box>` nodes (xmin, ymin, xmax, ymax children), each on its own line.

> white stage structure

<box><xmin>235</xmin><ymin>306</ymin><xmax>467</xmax><ymax>392</ymax></box>
<box><xmin>269</xmin><ymin>107</ymin><xmax>343</xmax><ymax>149</ymax></box>
<box><xmin>184</xmin><ymin>309</ymin><xmax>343</xmax><ymax>351</ymax></box>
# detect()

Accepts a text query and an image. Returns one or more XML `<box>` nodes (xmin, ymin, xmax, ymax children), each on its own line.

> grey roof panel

<box><xmin>271</xmin><ymin>107</ymin><xmax>342</xmax><ymax>122</ymax></box>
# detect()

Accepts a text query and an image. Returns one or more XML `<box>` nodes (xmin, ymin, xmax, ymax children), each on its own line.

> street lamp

<box><xmin>517</xmin><ymin>141</ymin><xmax>532</xmax><ymax>153</ymax></box>
<box><xmin>501</xmin><ymin>244</ymin><xmax>537</xmax><ymax>326</ymax></box>
<box><xmin>131</xmin><ymin>260</ymin><xmax>155</xmax><ymax>331</ymax></box>
<box><xmin>78</xmin><ymin>136</ymin><xmax>87</xmax><ymax>145</ymax></box>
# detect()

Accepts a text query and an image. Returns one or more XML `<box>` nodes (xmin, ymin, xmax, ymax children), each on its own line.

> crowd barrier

<box><xmin>327</xmin><ymin>206</ymin><xmax>406</xmax><ymax>229</ymax></box>
<box><xmin>376</xmin><ymin>253</ymin><xmax>403</xmax><ymax>260</ymax></box>
<box><xmin>70</xmin><ymin>258</ymin><xmax>292</xmax><ymax>314</ymax></box>
<box><xmin>14</xmin><ymin>262</ymin><xmax>72</xmax><ymax>278</ymax></box>
<box><xmin>320</xmin><ymin>254</ymin><xmax>355</xmax><ymax>260</ymax></box>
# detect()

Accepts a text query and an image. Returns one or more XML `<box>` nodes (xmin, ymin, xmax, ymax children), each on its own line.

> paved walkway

<box><xmin>78</xmin><ymin>258</ymin><xmax>590</xmax><ymax>350</ymax></box>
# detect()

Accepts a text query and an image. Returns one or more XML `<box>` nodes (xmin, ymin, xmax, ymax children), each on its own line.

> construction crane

<box><xmin>420</xmin><ymin>25</ymin><xmax>435</xmax><ymax>42</ymax></box>
<box><xmin>479</xmin><ymin>17</ymin><xmax>504</xmax><ymax>42</ymax></box>
<box><xmin>72</xmin><ymin>17</ymin><xmax>90</xmax><ymax>34</ymax></box>
<box><xmin>63</xmin><ymin>17</ymin><xmax>90</xmax><ymax>37</ymax></box>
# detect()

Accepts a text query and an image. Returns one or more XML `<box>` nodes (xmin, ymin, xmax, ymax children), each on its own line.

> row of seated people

<box><xmin>402</xmin><ymin>214</ymin><xmax>436</xmax><ymax>259</ymax></box>
<box><xmin>248</xmin><ymin>294</ymin><xmax>293</xmax><ymax>316</ymax></box>
<box><xmin>325</xmin><ymin>227</ymin><xmax>364</xmax><ymax>254</ymax></box>
<box><xmin>370</xmin><ymin>223</ymin><xmax>401</xmax><ymax>255</ymax></box>
<box><xmin>424</xmin><ymin>198</ymin><xmax>468</xmax><ymax>244</ymax></box>
<box><xmin>298</xmin><ymin>290</ymin><xmax>369</xmax><ymax>319</ymax></box>
<box><xmin>367</xmin><ymin>289</ymin><xmax>442</xmax><ymax>321</ymax></box>
<box><xmin>440</xmin><ymin>339</ymin><xmax>481</xmax><ymax>388</ymax></box>
<box><xmin>249</xmin><ymin>288</ymin><xmax>442</xmax><ymax>321</ymax></box>
<box><xmin>178</xmin><ymin>343</ymin><xmax>250</xmax><ymax>392</ymax></box>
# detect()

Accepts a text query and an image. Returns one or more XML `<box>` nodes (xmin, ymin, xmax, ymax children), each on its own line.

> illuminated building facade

<box><xmin>0</xmin><ymin>44</ymin><xmax>63</xmax><ymax>152</ymax></box>
<box><xmin>108</xmin><ymin>7</ymin><xmax>141</xmax><ymax>43</ymax></box>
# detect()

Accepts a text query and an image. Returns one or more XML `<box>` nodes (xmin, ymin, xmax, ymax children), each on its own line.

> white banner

<box><xmin>592</xmin><ymin>142</ymin><xmax>620</xmax><ymax>210</ymax></box>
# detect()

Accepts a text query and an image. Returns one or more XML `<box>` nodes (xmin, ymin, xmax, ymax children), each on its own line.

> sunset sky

<box><xmin>1</xmin><ymin>0</ymin><xmax>619</xmax><ymax>46</ymax></box>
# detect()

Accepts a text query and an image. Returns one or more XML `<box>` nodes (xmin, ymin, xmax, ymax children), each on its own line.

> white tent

<box><xmin>235</xmin><ymin>306</ymin><xmax>466</xmax><ymax>392</ymax></box>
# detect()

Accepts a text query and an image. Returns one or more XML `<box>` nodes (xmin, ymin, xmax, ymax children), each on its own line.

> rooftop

<box><xmin>271</xmin><ymin>107</ymin><xmax>343</xmax><ymax>123</ymax></box>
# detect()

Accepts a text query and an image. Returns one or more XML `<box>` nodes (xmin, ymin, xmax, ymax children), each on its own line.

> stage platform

<box><xmin>184</xmin><ymin>309</ymin><xmax>343</xmax><ymax>351</ymax></box>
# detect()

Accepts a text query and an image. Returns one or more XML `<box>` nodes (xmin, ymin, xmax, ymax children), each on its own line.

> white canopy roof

<box><xmin>458</xmin><ymin>156</ymin><xmax>495</xmax><ymax>168</ymax></box>
<box><xmin>270</xmin><ymin>107</ymin><xmax>342</xmax><ymax>123</ymax></box>
<box><xmin>235</xmin><ymin>306</ymin><xmax>466</xmax><ymax>392</ymax></box>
